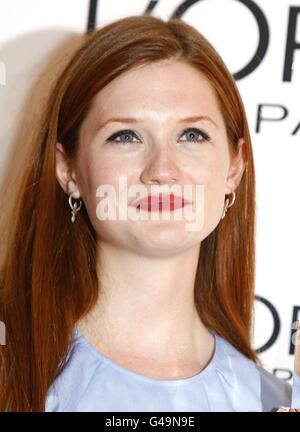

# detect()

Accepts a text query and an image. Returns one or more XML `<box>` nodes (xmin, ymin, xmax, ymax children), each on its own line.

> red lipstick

<box><xmin>131</xmin><ymin>193</ymin><xmax>192</xmax><ymax>212</ymax></box>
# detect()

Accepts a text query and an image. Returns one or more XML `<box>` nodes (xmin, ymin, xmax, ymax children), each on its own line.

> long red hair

<box><xmin>0</xmin><ymin>14</ymin><xmax>258</xmax><ymax>411</ymax></box>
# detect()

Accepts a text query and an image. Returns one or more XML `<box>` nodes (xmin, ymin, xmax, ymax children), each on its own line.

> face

<box><xmin>56</xmin><ymin>59</ymin><xmax>245</xmax><ymax>258</ymax></box>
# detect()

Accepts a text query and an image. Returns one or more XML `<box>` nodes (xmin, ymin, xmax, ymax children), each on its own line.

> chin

<box><xmin>130</xmin><ymin>225</ymin><xmax>199</xmax><ymax>257</ymax></box>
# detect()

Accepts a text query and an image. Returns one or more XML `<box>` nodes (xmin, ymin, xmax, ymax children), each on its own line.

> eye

<box><xmin>179</xmin><ymin>127</ymin><xmax>211</xmax><ymax>143</ymax></box>
<box><xmin>105</xmin><ymin>127</ymin><xmax>211</xmax><ymax>146</ymax></box>
<box><xmin>105</xmin><ymin>129</ymin><xmax>140</xmax><ymax>144</ymax></box>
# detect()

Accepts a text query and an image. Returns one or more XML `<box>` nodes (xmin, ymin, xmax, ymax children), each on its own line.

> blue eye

<box><xmin>105</xmin><ymin>127</ymin><xmax>211</xmax><ymax>145</ymax></box>
<box><xmin>106</xmin><ymin>129</ymin><xmax>140</xmax><ymax>144</ymax></box>
<box><xmin>180</xmin><ymin>127</ymin><xmax>210</xmax><ymax>143</ymax></box>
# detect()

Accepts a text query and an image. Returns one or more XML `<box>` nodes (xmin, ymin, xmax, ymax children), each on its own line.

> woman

<box><xmin>0</xmin><ymin>14</ymin><xmax>297</xmax><ymax>412</ymax></box>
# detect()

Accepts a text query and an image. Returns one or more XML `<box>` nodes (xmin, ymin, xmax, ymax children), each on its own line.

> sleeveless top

<box><xmin>45</xmin><ymin>327</ymin><xmax>294</xmax><ymax>412</ymax></box>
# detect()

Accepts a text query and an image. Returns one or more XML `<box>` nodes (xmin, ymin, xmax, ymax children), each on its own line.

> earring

<box><xmin>221</xmin><ymin>191</ymin><xmax>235</xmax><ymax>220</ymax></box>
<box><xmin>68</xmin><ymin>192</ymin><xmax>82</xmax><ymax>223</ymax></box>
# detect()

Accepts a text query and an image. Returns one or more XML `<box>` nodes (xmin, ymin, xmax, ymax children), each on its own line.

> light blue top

<box><xmin>45</xmin><ymin>327</ymin><xmax>294</xmax><ymax>412</ymax></box>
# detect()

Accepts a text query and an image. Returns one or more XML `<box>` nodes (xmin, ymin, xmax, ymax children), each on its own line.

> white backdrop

<box><xmin>0</xmin><ymin>0</ymin><xmax>299</xmax><ymax>382</ymax></box>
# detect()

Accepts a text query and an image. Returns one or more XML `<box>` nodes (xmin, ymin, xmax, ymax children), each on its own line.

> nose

<box><xmin>140</xmin><ymin>146</ymin><xmax>181</xmax><ymax>186</ymax></box>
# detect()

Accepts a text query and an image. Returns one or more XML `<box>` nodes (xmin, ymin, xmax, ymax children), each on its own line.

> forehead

<box><xmin>89</xmin><ymin>60</ymin><xmax>224</xmax><ymax>125</ymax></box>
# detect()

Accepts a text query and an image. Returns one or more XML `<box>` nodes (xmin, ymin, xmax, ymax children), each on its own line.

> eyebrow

<box><xmin>96</xmin><ymin>115</ymin><xmax>218</xmax><ymax>131</ymax></box>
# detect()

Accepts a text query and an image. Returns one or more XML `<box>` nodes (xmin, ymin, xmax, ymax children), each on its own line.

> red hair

<box><xmin>0</xmin><ymin>14</ymin><xmax>257</xmax><ymax>411</ymax></box>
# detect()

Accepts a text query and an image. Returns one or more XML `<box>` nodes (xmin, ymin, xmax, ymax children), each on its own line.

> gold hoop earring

<box><xmin>221</xmin><ymin>191</ymin><xmax>235</xmax><ymax>220</ymax></box>
<box><xmin>68</xmin><ymin>192</ymin><xmax>82</xmax><ymax>223</ymax></box>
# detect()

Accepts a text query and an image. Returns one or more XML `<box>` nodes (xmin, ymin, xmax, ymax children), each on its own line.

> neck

<box><xmin>77</xmin><ymin>241</ymin><xmax>215</xmax><ymax>378</ymax></box>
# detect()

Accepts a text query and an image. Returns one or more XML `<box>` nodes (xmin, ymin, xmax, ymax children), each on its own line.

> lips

<box><xmin>130</xmin><ymin>193</ymin><xmax>192</xmax><ymax>212</ymax></box>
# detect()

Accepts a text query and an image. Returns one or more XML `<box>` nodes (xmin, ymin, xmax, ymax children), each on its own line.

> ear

<box><xmin>55</xmin><ymin>142</ymin><xmax>81</xmax><ymax>198</ymax></box>
<box><xmin>225</xmin><ymin>138</ymin><xmax>247</xmax><ymax>195</ymax></box>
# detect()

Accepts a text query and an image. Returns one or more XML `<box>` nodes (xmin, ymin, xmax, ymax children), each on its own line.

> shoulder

<box><xmin>217</xmin><ymin>334</ymin><xmax>292</xmax><ymax>411</ymax></box>
<box><xmin>255</xmin><ymin>363</ymin><xmax>292</xmax><ymax>411</ymax></box>
<box><xmin>45</xmin><ymin>329</ymin><xmax>104</xmax><ymax>411</ymax></box>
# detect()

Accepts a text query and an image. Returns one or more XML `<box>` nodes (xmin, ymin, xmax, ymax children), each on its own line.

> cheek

<box><xmin>190</xmin><ymin>157</ymin><xmax>228</xmax><ymax>228</ymax></box>
<box><xmin>78</xmin><ymin>155</ymin><xmax>135</xmax><ymax>226</ymax></box>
